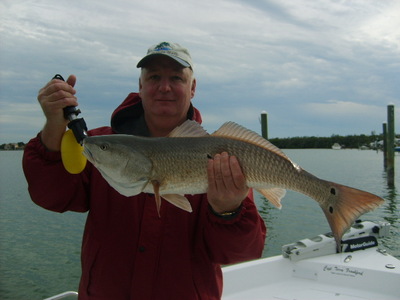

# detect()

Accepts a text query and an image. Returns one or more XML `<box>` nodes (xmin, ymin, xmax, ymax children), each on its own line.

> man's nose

<box><xmin>159</xmin><ymin>78</ymin><xmax>172</xmax><ymax>92</ymax></box>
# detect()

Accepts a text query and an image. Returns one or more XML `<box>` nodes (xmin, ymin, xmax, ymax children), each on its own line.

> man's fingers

<box><xmin>209</xmin><ymin>152</ymin><xmax>244</xmax><ymax>192</ymax></box>
<box><xmin>207</xmin><ymin>158</ymin><xmax>216</xmax><ymax>190</ymax></box>
<box><xmin>207</xmin><ymin>152</ymin><xmax>249</xmax><ymax>213</ymax></box>
<box><xmin>229</xmin><ymin>156</ymin><xmax>246</xmax><ymax>190</ymax></box>
<box><xmin>37</xmin><ymin>75</ymin><xmax>78</xmax><ymax>123</ymax></box>
<box><xmin>67</xmin><ymin>74</ymin><xmax>77</xmax><ymax>88</ymax></box>
<box><xmin>212</xmin><ymin>153</ymin><xmax>225</xmax><ymax>189</ymax></box>
<box><xmin>220</xmin><ymin>152</ymin><xmax>237</xmax><ymax>191</ymax></box>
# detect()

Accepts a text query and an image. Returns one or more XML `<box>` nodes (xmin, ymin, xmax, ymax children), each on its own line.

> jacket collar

<box><xmin>110</xmin><ymin>93</ymin><xmax>202</xmax><ymax>136</ymax></box>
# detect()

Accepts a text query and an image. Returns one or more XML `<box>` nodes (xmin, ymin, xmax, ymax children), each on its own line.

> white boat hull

<box><xmin>46</xmin><ymin>221</ymin><xmax>399</xmax><ymax>300</ymax></box>
<box><xmin>222</xmin><ymin>243</ymin><xmax>400</xmax><ymax>300</ymax></box>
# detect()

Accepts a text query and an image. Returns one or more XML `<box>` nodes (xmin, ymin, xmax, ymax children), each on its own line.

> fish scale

<box><xmin>143</xmin><ymin>136</ymin><xmax>286</xmax><ymax>194</ymax></box>
<box><xmin>83</xmin><ymin>120</ymin><xmax>384</xmax><ymax>251</ymax></box>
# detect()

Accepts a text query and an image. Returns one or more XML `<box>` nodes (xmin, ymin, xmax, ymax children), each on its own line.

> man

<box><xmin>23</xmin><ymin>42</ymin><xmax>266</xmax><ymax>300</ymax></box>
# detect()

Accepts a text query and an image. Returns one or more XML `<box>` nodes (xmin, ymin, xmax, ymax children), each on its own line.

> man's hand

<box><xmin>207</xmin><ymin>152</ymin><xmax>249</xmax><ymax>214</ymax></box>
<box><xmin>38</xmin><ymin>75</ymin><xmax>77</xmax><ymax>150</ymax></box>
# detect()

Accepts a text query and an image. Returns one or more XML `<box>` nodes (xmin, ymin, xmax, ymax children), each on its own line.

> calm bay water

<box><xmin>0</xmin><ymin>149</ymin><xmax>399</xmax><ymax>299</ymax></box>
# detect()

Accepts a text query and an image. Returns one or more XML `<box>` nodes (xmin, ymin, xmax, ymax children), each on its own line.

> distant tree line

<box><xmin>268</xmin><ymin>133</ymin><xmax>384</xmax><ymax>149</ymax></box>
<box><xmin>0</xmin><ymin>142</ymin><xmax>26</xmax><ymax>150</ymax></box>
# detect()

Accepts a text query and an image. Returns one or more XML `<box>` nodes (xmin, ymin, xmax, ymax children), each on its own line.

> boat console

<box><xmin>282</xmin><ymin>220</ymin><xmax>391</xmax><ymax>262</ymax></box>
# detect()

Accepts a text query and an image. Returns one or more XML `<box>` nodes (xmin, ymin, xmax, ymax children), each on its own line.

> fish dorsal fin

<box><xmin>168</xmin><ymin>120</ymin><xmax>210</xmax><ymax>137</ymax></box>
<box><xmin>212</xmin><ymin>122</ymin><xmax>292</xmax><ymax>162</ymax></box>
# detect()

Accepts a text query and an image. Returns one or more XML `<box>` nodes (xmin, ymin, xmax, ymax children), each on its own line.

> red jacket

<box><xmin>23</xmin><ymin>93</ymin><xmax>266</xmax><ymax>300</ymax></box>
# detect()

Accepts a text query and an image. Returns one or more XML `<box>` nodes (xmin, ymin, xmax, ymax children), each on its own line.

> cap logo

<box><xmin>137</xmin><ymin>42</ymin><xmax>193</xmax><ymax>69</ymax></box>
<box><xmin>153</xmin><ymin>42</ymin><xmax>172</xmax><ymax>52</ymax></box>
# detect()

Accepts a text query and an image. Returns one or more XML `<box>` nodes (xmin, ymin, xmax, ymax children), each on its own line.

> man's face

<box><xmin>139</xmin><ymin>56</ymin><xmax>196</xmax><ymax>121</ymax></box>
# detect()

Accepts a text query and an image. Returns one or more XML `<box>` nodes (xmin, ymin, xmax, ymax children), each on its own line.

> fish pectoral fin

<box><xmin>151</xmin><ymin>180</ymin><xmax>162</xmax><ymax>217</ymax></box>
<box><xmin>161</xmin><ymin>194</ymin><xmax>193</xmax><ymax>213</ymax></box>
<box><xmin>168</xmin><ymin>120</ymin><xmax>209</xmax><ymax>137</ymax></box>
<box><xmin>256</xmin><ymin>188</ymin><xmax>286</xmax><ymax>209</ymax></box>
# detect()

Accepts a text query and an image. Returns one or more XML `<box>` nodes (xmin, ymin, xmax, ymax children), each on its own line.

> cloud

<box><xmin>289</xmin><ymin>100</ymin><xmax>388</xmax><ymax>136</ymax></box>
<box><xmin>0</xmin><ymin>102</ymin><xmax>44</xmax><ymax>143</ymax></box>
<box><xmin>303</xmin><ymin>100</ymin><xmax>382</xmax><ymax>117</ymax></box>
<box><xmin>356</xmin><ymin>1</ymin><xmax>400</xmax><ymax>51</ymax></box>
<box><xmin>201</xmin><ymin>105</ymin><xmax>264</xmax><ymax>132</ymax></box>
<box><xmin>0</xmin><ymin>0</ymin><xmax>399</xmax><ymax>143</ymax></box>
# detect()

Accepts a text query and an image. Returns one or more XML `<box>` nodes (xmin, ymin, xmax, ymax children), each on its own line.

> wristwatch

<box><xmin>209</xmin><ymin>204</ymin><xmax>243</xmax><ymax>220</ymax></box>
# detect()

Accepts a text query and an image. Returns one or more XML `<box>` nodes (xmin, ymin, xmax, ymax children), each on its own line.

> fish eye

<box><xmin>100</xmin><ymin>143</ymin><xmax>109</xmax><ymax>151</ymax></box>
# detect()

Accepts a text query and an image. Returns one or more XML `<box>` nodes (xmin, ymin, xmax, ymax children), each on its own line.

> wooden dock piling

<box><xmin>382</xmin><ymin>122</ymin><xmax>387</xmax><ymax>169</ymax></box>
<box><xmin>386</xmin><ymin>104</ymin><xmax>395</xmax><ymax>186</ymax></box>
<box><xmin>261</xmin><ymin>111</ymin><xmax>268</xmax><ymax>140</ymax></box>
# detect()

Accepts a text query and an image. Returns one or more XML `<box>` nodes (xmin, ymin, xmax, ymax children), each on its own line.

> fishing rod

<box><xmin>53</xmin><ymin>74</ymin><xmax>88</xmax><ymax>174</ymax></box>
<box><xmin>53</xmin><ymin>74</ymin><xmax>88</xmax><ymax>143</ymax></box>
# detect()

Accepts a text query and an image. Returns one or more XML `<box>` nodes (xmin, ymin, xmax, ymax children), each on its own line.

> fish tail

<box><xmin>320</xmin><ymin>181</ymin><xmax>384</xmax><ymax>251</ymax></box>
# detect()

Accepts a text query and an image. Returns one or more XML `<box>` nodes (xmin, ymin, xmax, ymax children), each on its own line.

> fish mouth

<box><xmin>82</xmin><ymin>146</ymin><xmax>94</xmax><ymax>163</ymax></box>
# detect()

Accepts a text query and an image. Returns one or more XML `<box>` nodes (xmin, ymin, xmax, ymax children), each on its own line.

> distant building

<box><xmin>2</xmin><ymin>143</ymin><xmax>24</xmax><ymax>150</ymax></box>
<box><xmin>370</xmin><ymin>138</ymin><xmax>400</xmax><ymax>149</ymax></box>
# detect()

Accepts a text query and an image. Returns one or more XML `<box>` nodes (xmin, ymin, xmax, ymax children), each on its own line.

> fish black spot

<box><xmin>329</xmin><ymin>206</ymin><xmax>334</xmax><ymax>214</ymax></box>
<box><xmin>330</xmin><ymin>188</ymin><xmax>336</xmax><ymax>195</ymax></box>
<box><xmin>207</xmin><ymin>154</ymin><xmax>212</xmax><ymax>159</ymax></box>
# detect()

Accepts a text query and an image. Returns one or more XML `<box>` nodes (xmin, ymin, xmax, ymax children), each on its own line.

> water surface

<box><xmin>0</xmin><ymin>150</ymin><xmax>398</xmax><ymax>299</ymax></box>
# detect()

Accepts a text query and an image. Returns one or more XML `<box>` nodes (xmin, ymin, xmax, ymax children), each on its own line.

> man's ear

<box><xmin>191</xmin><ymin>78</ymin><xmax>196</xmax><ymax>99</ymax></box>
<box><xmin>138</xmin><ymin>78</ymin><xmax>142</xmax><ymax>96</ymax></box>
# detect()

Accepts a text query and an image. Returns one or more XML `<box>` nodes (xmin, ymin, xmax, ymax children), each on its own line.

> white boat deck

<box><xmin>222</xmin><ymin>247</ymin><xmax>400</xmax><ymax>300</ymax></box>
<box><xmin>46</xmin><ymin>221</ymin><xmax>400</xmax><ymax>300</ymax></box>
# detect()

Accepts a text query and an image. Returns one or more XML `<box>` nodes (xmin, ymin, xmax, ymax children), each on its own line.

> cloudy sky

<box><xmin>1</xmin><ymin>0</ymin><xmax>399</xmax><ymax>144</ymax></box>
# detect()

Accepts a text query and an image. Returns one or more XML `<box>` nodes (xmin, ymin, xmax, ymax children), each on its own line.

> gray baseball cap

<box><xmin>136</xmin><ymin>42</ymin><xmax>193</xmax><ymax>69</ymax></box>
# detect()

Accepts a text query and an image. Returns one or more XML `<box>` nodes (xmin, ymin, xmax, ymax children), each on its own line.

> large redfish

<box><xmin>83</xmin><ymin>120</ymin><xmax>384</xmax><ymax>249</ymax></box>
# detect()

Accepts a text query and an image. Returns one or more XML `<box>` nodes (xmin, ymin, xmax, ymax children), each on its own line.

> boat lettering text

<box><xmin>323</xmin><ymin>265</ymin><xmax>364</xmax><ymax>277</ymax></box>
<box><xmin>349</xmin><ymin>240</ymin><xmax>376</xmax><ymax>250</ymax></box>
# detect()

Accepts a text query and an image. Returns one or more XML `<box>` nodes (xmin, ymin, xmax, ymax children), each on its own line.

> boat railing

<box><xmin>43</xmin><ymin>291</ymin><xmax>78</xmax><ymax>300</ymax></box>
